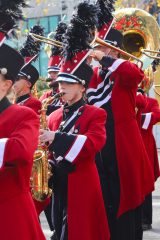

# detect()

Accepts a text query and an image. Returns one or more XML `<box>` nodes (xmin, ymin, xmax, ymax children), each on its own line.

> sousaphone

<box><xmin>113</xmin><ymin>8</ymin><xmax>160</xmax><ymax>70</ymax></box>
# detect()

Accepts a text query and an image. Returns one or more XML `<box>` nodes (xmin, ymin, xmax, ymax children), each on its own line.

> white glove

<box><xmin>39</xmin><ymin>129</ymin><xmax>55</xmax><ymax>145</ymax></box>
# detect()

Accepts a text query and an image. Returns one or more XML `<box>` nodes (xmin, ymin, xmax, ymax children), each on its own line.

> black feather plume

<box><xmin>63</xmin><ymin>1</ymin><xmax>100</xmax><ymax>60</ymax></box>
<box><xmin>51</xmin><ymin>22</ymin><xmax>67</xmax><ymax>56</ymax></box>
<box><xmin>20</xmin><ymin>25</ymin><xmax>44</xmax><ymax>59</ymax></box>
<box><xmin>0</xmin><ymin>0</ymin><xmax>28</xmax><ymax>37</ymax></box>
<box><xmin>96</xmin><ymin>0</ymin><xmax>115</xmax><ymax>31</ymax></box>
<box><xmin>0</xmin><ymin>0</ymin><xmax>27</xmax><ymax>10</ymax></box>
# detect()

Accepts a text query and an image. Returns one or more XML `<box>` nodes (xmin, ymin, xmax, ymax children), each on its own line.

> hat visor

<box><xmin>56</xmin><ymin>76</ymin><xmax>78</xmax><ymax>84</ymax></box>
<box><xmin>48</xmin><ymin>69</ymin><xmax>60</xmax><ymax>73</ymax></box>
<box><xmin>94</xmin><ymin>40</ymin><xmax>117</xmax><ymax>48</ymax></box>
<box><xmin>47</xmin><ymin>66</ymin><xmax>60</xmax><ymax>73</ymax></box>
<box><xmin>56</xmin><ymin>73</ymin><xmax>81</xmax><ymax>84</ymax></box>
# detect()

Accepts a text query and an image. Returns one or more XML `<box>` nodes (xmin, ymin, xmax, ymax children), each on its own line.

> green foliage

<box><xmin>36</xmin><ymin>77</ymin><xmax>49</xmax><ymax>97</ymax></box>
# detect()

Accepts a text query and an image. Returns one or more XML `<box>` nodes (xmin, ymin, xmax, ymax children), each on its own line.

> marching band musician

<box><xmin>39</xmin><ymin>2</ymin><xmax>110</xmax><ymax>240</ymax></box>
<box><xmin>0</xmin><ymin>43</ymin><xmax>46</xmax><ymax>240</ymax></box>
<box><xmin>13</xmin><ymin>62</ymin><xmax>42</xmax><ymax>115</ymax></box>
<box><xmin>39</xmin><ymin>22</ymin><xmax>68</xmax><ymax>235</ymax></box>
<box><xmin>13</xmin><ymin>25</ymin><xmax>44</xmax><ymax>114</ymax></box>
<box><xmin>88</xmin><ymin>33</ymin><xmax>155</xmax><ymax>240</ymax></box>
<box><xmin>0</xmin><ymin>1</ymin><xmax>45</xmax><ymax>239</ymax></box>
<box><xmin>86</xmin><ymin>1</ymin><xmax>155</xmax><ymax>239</ymax></box>
<box><xmin>136</xmin><ymin>85</ymin><xmax>160</xmax><ymax>231</ymax></box>
<box><xmin>13</xmin><ymin>62</ymin><xmax>51</xmax><ymax>218</ymax></box>
<box><xmin>14</xmin><ymin>24</ymin><xmax>52</xmax><ymax>217</ymax></box>
<box><xmin>40</xmin><ymin>22</ymin><xmax>67</xmax><ymax>116</ymax></box>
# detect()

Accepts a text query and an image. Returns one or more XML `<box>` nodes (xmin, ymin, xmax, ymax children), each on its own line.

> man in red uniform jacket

<box><xmin>13</xmin><ymin>63</ymin><xmax>42</xmax><ymax>114</ymax></box>
<box><xmin>13</xmin><ymin>62</ymin><xmax>51</xmax><ymax>216</ymax></box>
<box><xmin>39</xmin><ymin>22</ymin><xmax>67</xmax><ymax>116</ymax></box>
<box><xmin>136</xmin><ymin>89</ymin><xmax>160</xmax><ymax>230</ymax></box>
<box><xmin>41</xmin><ymin>80</ymin><xmax>110</xmax><ymax>240</ymax></box>
<box><xmin>0</xmin><ymin>44</ymin><xmax>45</xmax><ymax>240</ymax></box>
<box><xmin>39</xmin><ymin>2</ymin><xmax>110</xmax><ymax>239</ymax></box>
<box><xmin>87</xmin><ymin>28</ymin><xmax>154</xmax><ymax>240</ymax></box>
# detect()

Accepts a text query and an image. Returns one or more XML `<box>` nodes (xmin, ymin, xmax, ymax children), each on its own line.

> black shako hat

<box><xmin>48</xmin><ymin>22</ymin><xmax>67</xmax><ymax>73</ymax></box>
<box><xmin>95</xmin><ymin>28</ymin><xmax>123</xmax><ymax>49</ymax></box>
<box><xmin>0</xmin><ymin>0</ymin><xmax>27</xmax><ymax>46</ymax></box>
<box><xmin>20</xmin><ymin>24</ymin><xmax>44</xmax><ymax>63</ymax></box>
<box><xmin>17</xmin><ymin>63</ymin><xmax>39</xmax><ymax>87</ymax></box>
<box><xmin>95</xmin><ymin>0</ymin><xmax>123</xmax><ymax>48</ymax></box>
<box><xmin>0</xmin><ymin>44</ymin><xmax>24</xmax><ymax>82</ymax></box>
<box><xmin>96</xmin><ymin>0</ymin><xmax>115</xmax><ymax>40</ymax></box>
<box><xmin>105</xmin><ymin>28</ymin><xmax>123</xmax><ymax>48</ymax></box>
<box><xmin>56</xmin><ymin>1</ymin><xmax>99</xmax><ymax>87</ymax></box>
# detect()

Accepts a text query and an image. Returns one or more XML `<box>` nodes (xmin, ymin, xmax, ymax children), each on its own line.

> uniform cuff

<box><xmin>0</xmin><ymin>138</ymin><xmax>8</xmax><ymax>168</ymax></box>
<box><xmin>142</xmin><ymin>113</ymin><xmax>152</xmax><ymax>129</ymax></box>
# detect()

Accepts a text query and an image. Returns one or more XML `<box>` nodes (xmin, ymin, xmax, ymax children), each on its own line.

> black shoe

<box><xmin>142</xmin><ymin>224</ymin><xmax>152</xmax><ymax>231</ymax></box>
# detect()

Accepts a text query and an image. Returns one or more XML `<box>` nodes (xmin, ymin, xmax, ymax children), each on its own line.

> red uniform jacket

<box><xmin>18</xmin><ymin>94</ymin><xmax>42</xmax><ymax>115</ymax></box>
<box><xmin>88</xmin><ymin>59</ymin><xmax>155</xmax><ymax>217</ymax></box>
<box><xmin>48</xmin><ymin>104</ymin><xmax>110</xmax><ymax>240</ymax></box>
<box><xmin>16</xmin><ymin>94</ymin><xmax>50</xmax><ymax>214</ymax></box>
<box><xmin>39</xmin><ymin>90</ymin><xmax>52</xmax><ymax>102</ymax></box>
<box><xmin>0</xmin><ymin>103</ymin><xmax>45</xmax><ymax>240</ymax></box>
<box><xmin>136</xmin><ymin>94</ymin><xmax>160</xmax><ymax>181</ymax></box>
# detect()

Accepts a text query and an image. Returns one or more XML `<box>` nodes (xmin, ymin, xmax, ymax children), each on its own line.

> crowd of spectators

<box><xmin>142</xmin><ymin>0</ymin><xmax>160</xmax><ymax>24</ymax></box>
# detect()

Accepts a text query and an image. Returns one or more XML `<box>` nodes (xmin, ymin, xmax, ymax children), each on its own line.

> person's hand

<box><xmin>39</xmin><ymin>129</ymin><xmax>55</xmax><ymax>145</ymax></box>
<box><xmin>90</xmin><ymin>50</ymin><xmax>105</xmax><ymax>61</ymax></box>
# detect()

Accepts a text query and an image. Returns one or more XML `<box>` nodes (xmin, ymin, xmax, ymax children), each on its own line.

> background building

<box><xmin>8</xmin><ymin>0</ymin><xmax>94</xmax><ymax>77</ymax></box>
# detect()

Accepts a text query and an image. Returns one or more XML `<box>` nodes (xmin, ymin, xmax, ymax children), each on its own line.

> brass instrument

<box><xmin>44</xmin><ymin>31</ymin><xmax>56</xmax><ymax>57</ymax></box>
<box><xmin>32</xmin><ymin>83</ymin><xmax>38</xmax><ymax>99</ymax></box>
<box><xmin>30</xmin><ymin>9</ymin><xmax>160</xmax><ymax>69</ymax></box>
<box><xmin>30</xmin><ymin>33</ymin><xmax>62</xmax><ymax>48</ymax></box>
<box><xmin>153</xmin><ymin>65</ymin><xmax>160</xmax><ymax>102</ymax></box>
<box><xmin>113</xmin><ymin>8</ymin><xmax>160</xmax><ymax>69</ymax></box>
<box><xmin>91</xmin><ymin>35</ymin><xmax>143</xmax><ymax>67</ymax></box>
<box><xmin>141</xmin><ymin>49</ymin><xmax>160</xmax><ymax>60</ymax></box>
<box><xmin>31</xmin><ymin>92</ymin><xmax>64</xmax><ymax>201</ymax></box>
<box><xmin>139</xmin><ymin>65</ymin><xmax>154</xmax><ymax>93</ymax></box>
<box><xmin>42</xmin><ymin>92</ymin><xmax>65</xmax><ymax>105</ymax></box>
<box><xmin>30</xmin><ymin>30</ymin><xmax>143</xmax><ymax>67</ymax></box>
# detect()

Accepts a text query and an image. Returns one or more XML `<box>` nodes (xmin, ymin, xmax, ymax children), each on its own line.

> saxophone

<box><xmin>30</xmin><ymin>92</ymin><xmax>64</xmax><ymax>201</ymax></box>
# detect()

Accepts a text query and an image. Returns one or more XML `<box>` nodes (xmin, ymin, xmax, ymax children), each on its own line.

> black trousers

<box><xmin>142</xmin><ymin>193</ymin><xmax>152</xmax><ymax>225</ymax></box>
<box><xmin>52</xmin><ymin>166</ymin><xmax>68</xmax><ymax>240</ymax></box>
<box><xmin>44</xmin><ymin>197</ymin><xmax>54</xmax><ymax>231</ymax></box>
<box><xmin>107</xmin><ymin>206</ymin><xmax>143</xmax><ymax>240</ymax></box>
<box><xmin>100</xmin><ymin>176</ymin><xmax>143</xmax><ymax>240</ymax></box>
<box><xmin>96</xmin><ymin>155</ymin><xmax>143</xmax><ymax>240</ymax></box>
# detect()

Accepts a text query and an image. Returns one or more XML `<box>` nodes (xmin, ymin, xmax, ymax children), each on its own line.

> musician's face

<box><xmin>94</xmin><ymin>45</ymin><xmax>119</xmax><ymax>58</ymax></box>
<box><xmin>48</xmin><ymin>71</ymin><xmax>58</xmax><ymax>81</ymax></box>
<box><xmin>94</xmin><ymin>45</ymin><xmax>111</xmax><ymax>55</ymax></box>
<box><xmin>109</xmin><ymin>49</ymin><xmax>119</xmax><ymax>58</ymax></box>
<box><xmin>13</xmin><ymin>78</ymin><xmax>31</xmax><ymax>96</ymax></box>
<box><xmin>0</xmin><ymin>74</ymin><xmax>12</xmax><ymax>100</ymax></box>
<box><xmin>58</xmin><ymin>81</ymin><xmax>85</xmax><ymax>105</ymax></box>
<box><xmin>48</xmin><ymin>71</ymin><xmax>59</xmax><ymax>88</ymax></box>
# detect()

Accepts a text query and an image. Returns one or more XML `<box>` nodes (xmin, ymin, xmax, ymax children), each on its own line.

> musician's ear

<box><xmin>5</xmin><ymin>79</ymin><xmax>13</xmax><ymax>88</ymax></box>
<box><xmin>0</xmin><ymin>76</ymin><xmax>13</xmax><ymax>94</ymax></box>
<box><xmin>26</xmin><ymin>80</ymin><xmax>32</xmax><ymax>89</ymax></box>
